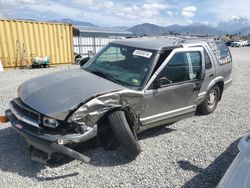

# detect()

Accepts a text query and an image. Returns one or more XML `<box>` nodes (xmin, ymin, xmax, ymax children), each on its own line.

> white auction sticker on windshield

<box><xmin>133</xmin><ymin>50</ymin><xmax>152</xmax><ymax>58</ymax></box>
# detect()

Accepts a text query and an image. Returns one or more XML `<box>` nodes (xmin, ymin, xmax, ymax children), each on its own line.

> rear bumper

<box><xmin>5</xmin><ymin>109</ymin><xmax>94</xmax><ymax>163</ymax></box>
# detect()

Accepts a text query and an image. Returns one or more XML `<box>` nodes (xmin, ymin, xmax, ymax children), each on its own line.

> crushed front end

<box><xmin>5</xmin><ymin>98</ymin><xmax>97</xmax><ymax>164</ymax></box>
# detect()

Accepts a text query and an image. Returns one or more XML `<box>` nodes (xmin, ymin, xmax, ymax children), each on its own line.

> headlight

<box><xmin>43</xmin><ymin>116</ymin><xmax>59</xmax><ymax>128</ymax></box>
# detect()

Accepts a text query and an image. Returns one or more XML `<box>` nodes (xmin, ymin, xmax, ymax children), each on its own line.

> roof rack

<box><xmin>174</xmin><ymin>37</ymin><xmax>222</xmax><ymax>44</ymax></box>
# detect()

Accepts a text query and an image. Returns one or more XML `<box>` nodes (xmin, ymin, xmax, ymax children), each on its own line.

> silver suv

<box><xmin>4</xmin><ymin>37</ymin><xmax>232</xmax><ymax>163</ymax></box>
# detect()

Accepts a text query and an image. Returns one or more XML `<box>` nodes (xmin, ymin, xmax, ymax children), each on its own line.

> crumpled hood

<box><xmin>18</xmin><ymin>68</ymin><xmax>125</xmax><ymax>120</ymax></box>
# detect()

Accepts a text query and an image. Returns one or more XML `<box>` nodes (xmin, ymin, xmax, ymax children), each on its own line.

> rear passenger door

<box><xmin>140</xmin><ymin>47</ymin><xmax>205</xmax><ymax>126</ymax></box>
<box><xmin>199</xmin><ymin>49</ymin><xmax>215</xmax><ymax>92</ymax></box>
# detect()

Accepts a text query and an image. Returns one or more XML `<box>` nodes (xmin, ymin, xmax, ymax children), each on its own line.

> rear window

<box><xmin>208</xmin><ymin>42</ymin><xmax>232</xmax><ymax>65</ymax></box>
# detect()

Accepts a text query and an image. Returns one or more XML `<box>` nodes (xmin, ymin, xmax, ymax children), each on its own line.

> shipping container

<box><xmin>0</xmin><ymin>19</ymin><xmax>74</xmax><ymax>68</ymax></box>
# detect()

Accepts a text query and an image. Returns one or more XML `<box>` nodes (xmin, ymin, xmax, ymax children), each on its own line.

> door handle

<box><xmin>209</xmin><ymin>73</ymin><xmax>214</xmax><ymax>78</ymax></box>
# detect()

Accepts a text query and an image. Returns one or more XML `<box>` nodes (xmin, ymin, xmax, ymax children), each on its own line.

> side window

<box><xmin>205</xmin><ymin>51</ymin><xmax>212</xmax><ymax>69</ymax></box>
<box><xmin>155</xmin><ymin>51</ymin><xmax>202</xmax><ymax>86</ymax></box>
<box><xmin>188</xmin><ymin>52</ymin><xmax>202</xmax><ymax>80</ymax></box>
<box><xmin>208</xmin><ymin>42</ymin><xmax>232</xmax><ymax>65</ymax></box>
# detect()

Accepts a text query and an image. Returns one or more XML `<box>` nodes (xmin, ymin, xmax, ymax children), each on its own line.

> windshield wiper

<box><xmin>90</xmin><ymin>70</ymin><xmax>119</xmax><ymax>84</ymax></box>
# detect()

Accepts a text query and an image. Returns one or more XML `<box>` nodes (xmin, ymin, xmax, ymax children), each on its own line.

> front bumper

<box><xmin>5</xmin><ymin>109</ymin><xmax>97</xmax><ymax>163</ymax></box>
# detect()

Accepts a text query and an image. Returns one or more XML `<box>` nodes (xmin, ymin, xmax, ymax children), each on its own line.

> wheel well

<box><xmin>96</xmin><ymin>109</ymin><xmax>136</xmax><ymax>145</ymax></box>
<box><xmin>98</xmin><ymin>108</ymin><xmax>136</xmax><ymax>129</ymax></box>
<box><xmin>216</xmin><ymin>81</ymin><xmax>224</xmax><ymax>101</ymax></box>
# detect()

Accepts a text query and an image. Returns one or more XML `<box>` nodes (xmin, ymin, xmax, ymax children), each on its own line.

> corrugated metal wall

<box><xmin>0</xmin><ymin>19</ymin><xmax>74</xmax><ymax>68</ymax></box>
<box><xmin>73</xmin><ymin>35</ymin><xmax>120</xmax><ymax>57</ymax></box>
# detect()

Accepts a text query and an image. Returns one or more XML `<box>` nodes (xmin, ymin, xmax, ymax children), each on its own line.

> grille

<box><xmin>10</xmin><ymin>98</ymin><xmax>41</xmax><ymax>127</ymax></box>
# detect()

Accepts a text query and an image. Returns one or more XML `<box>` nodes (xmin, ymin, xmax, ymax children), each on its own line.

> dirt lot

<box><xmin>0</xmin><ymin>47</ymin><xmax>249</xmax><ymax>187</ymax></box>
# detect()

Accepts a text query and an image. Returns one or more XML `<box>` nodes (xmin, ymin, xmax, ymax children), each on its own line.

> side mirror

<box><xmin>153</xmin><ymin>78</ymin><xmax>161</xmax><ymax>89</ymax></box>
<box><xmin>80</xmin><ymin>57</ymin><xmax>90</xmax><ymax>67</ymax></box>
<box><xmin>153</xmin><ymin>77</ymin><xmax>172</xmax><ymax>89</ymax></box>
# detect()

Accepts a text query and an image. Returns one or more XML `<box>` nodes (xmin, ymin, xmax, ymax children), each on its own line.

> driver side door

<box><xmin>140</xmin><ymin>47</ymin><xmax>205</xmax><ymax>129</ymax></box>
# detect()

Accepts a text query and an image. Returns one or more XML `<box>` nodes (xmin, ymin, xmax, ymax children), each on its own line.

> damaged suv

<box><xmin>3</xmin><ymin>38</ymin><xmax>232</xmax><ymax>163</ymax></box>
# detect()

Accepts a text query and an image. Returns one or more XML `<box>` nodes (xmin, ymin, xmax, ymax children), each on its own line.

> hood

<box><xmin>18</xmin><ymin>68</ymin><xmax>125</xmax><ymax>120</ymax></box>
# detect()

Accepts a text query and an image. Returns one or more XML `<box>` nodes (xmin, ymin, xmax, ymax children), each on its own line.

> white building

<box><xmin>73</xmin><ymin>26</ymin><xmax>133</xmax><ymax>58</ymax></box>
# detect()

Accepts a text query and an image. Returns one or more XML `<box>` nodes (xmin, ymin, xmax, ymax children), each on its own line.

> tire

<box><xmin>197</xmin><ymin>85</ymin><xmax>220</xmax><ymax>115</ymax></box>
<box><xmin>108</xmin><ymin>111</ymin><xmax>141</xmax><ymax>159</ymax></box>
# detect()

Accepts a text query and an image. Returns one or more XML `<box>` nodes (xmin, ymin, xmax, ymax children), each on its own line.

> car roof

<box><xmin>111</xmin><ymin>37</ymin><xmax>222</xmax><ymax>50</ymax></box>
<box><xmin>111</xmin><ymin>37</ymin><xmax>182</xmax><ymax>50</ymax></box>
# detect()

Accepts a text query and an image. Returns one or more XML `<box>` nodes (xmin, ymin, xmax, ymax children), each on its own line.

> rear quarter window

<box><xmin>204</xmin><ymin>51</ymin><xmax>212</xmax><ymax>69</ymax></box>
<box><xmin>208</xmin><ymin>42</ymin><xmax>232</xmax><ymax>65</ymax></box>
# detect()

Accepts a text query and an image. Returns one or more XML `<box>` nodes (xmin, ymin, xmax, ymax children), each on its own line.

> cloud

<box><xmin>205</xmin><ymin>0</ymin><xmax>250</xmax><ymax>21</ymax></box>
<box><xmin>73</xmin><ymin>0</ymin><xmax>94</xmax><ymax>5</ymax></box>
<box><xmin>181</xmin><ymin>5</ymin><xmax>197</xmax><ymax>18</ymax></box>
<box><xmin>102</xmin><ymin>1</ymin><xmax>114</xmax><ymax>8</ymax></box>
<box><xmin>0</xmin><ymin>0</ymin><xmax>196</xmax><ymax>26</ymax></box>
<box><xmin>182</xmin><ymin>11</ymin><xmax>195</xmax><ymax>18</ymax></box>
<box><xmin>80</xmin><ymin>2</ymin><xmax>172</xmax><ymax>26</ymax></box>
<box><xmin>114</xmin><ymin>2</ymin><xmax>169</xmax><ymax>18</ymax></box>
<box><xmin>17</xmin><ymin>0</ymin><xmax>40</xmax><ymax>4</ymax></box>
<box><xmin>200</xmin><ymin>21</ymin><xmax>211</xmax><ymax>26</ymax></box>
<box><xmin>142</xmin><ymin>3</ymin><xmax>168</xmax><ymax>10</ymax></box>
<box><xmin>0</xmin><ymin>0</ymin><xmax>224</xmax><ymax>27</ymax></box>
<box><xmin>86</xmin><ymin>1</ymin><xmax>170</xmax><ymax>25</ymax></box>
<box><xmin>166</xmin><ymin>10</ymin><xmax>173</xmax><ymax>17</ymax></box>
<box><xmin>24</xmin><ymin>2</ymin><xmax>83</xmax><ymax>18</ymax></box>
<box><xmin>0</xmin><ymin>1</ymin><xmax>84</xmax><ymax>21</ymax></box>
<box><xmin>185</xmin><ymin>19</ymin><xmax>193</xmax><ymax>25</ymax></box>
<box><xmin>183</xmin><ymin>6</ymin><xmax>197</xmax><ymax>12</ymax></box>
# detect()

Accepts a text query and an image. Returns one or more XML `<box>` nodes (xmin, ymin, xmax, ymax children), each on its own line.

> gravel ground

<box><xmin>0</xmin><ymin>47</ymin><xmax>249</xmax><ymax>188</ymax></box>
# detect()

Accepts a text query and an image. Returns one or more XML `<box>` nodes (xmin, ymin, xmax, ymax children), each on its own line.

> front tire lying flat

<box><xmin>108</xmin><ymin>111</ymin><xmax>141</xmax><ymax>160</ymax></box>
<box><xmin>197</xmin><ymin>85</ymin><xmax>220</xmax><ymax>115</ymax></box>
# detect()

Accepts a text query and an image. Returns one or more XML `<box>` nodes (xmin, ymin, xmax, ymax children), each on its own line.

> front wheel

<box><xmin>197</xmin><ymin>85</ymin><xmax>220</xmax><ymax>115</ymax></box>
<box><xmin>108</xmin><ymin>111</ymin><xmax>141</xmax><ymax>160</ymax></box>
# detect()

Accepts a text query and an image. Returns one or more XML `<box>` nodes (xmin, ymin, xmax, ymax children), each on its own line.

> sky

<box><xmin>0</xmin><ymin>0</ymin><xmax>250</xmax><ymax>27</ymax></box>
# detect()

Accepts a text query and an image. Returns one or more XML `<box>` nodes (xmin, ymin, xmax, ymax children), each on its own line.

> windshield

<box><xmin>83</xmin><ymin>43</ymin><xmax>157</xmax><ymax>89</ymax></box>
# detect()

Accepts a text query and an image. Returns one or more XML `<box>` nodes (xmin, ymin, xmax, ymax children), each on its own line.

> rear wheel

<box><xmin>107</xmin><ymin>111</ymin><xmax>141</xmax><ymax>160</ymax></box>
<box><xmin>197</xmin><ymin>85</ymin><xmax>220</xmax><ymax>115</ymax></box>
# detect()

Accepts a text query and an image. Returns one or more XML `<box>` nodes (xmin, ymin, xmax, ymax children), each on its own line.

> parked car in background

<box><xmin>245</xmin><ymin>40</ymin><xmax>250</xmax><ymax>46</ymax></box>
<box><xmin>225</xmin><ymin>41</ymin><xmax>233</xmax><ymax>46</ymax></box>
<box><xmin>231</xmin><ymin>40</ymin><xmax>248</xmax><ymax>47</ymax></box>
<box><xmin>231</xmin><ymin>41</ymin><xmax>242</xmax><ymax>47</ymax></box>
<box><xmin>242</xmin><ymin>40</ymin><xmax>249</xmax><ymax>46</ymax></box>
<box><xmin>3</xmin><ymin>38</ymin><xmax>232</xmax><ymax>164</ymax></box>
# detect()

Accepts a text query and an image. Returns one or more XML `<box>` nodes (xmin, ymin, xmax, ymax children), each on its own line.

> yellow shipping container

<box><xmin>0</xmin><ymin>19</ymin><xmax>74</xmax><ymax>68</ymax></box>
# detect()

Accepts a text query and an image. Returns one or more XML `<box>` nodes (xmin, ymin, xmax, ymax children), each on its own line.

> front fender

<box><xmin>71</xmin><ymin>89</ymin><xmax>143</xmax><ymax>127</ymax></box>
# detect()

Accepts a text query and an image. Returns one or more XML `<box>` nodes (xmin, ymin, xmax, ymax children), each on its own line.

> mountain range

<box><xmin>128</xmin><ymin>23</ymin><xmax>225</xmax><ymax>36</ymax></box>
<box><xmin>52</xmin><ymin>17</ymin><xmax>250</xmax><ymax>36</ymax></box>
